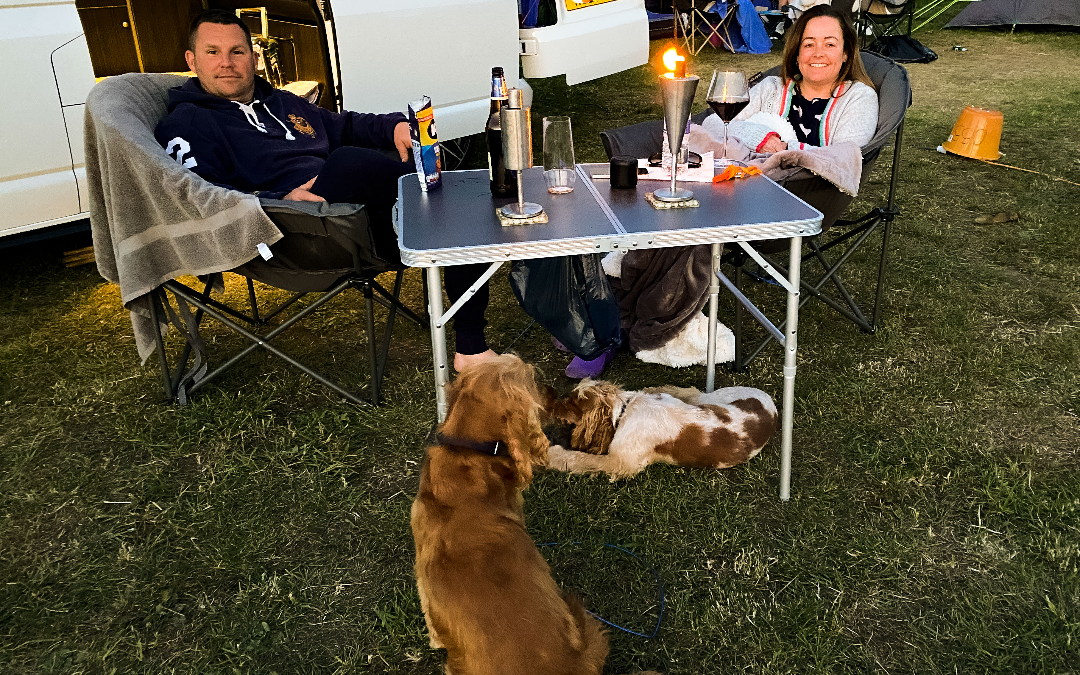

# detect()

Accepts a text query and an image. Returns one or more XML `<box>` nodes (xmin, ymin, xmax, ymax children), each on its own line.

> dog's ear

<box><xmin>538</xmin><ymin>385</ymin><xmax>559</xmax><ymax>424</ymax></box>
<box><xmin>546</xmin><ymin>390</ymin><xmax>583</xmax><ymax>426</ymax></box>
<box><xmin>569</xmin><ymin>387</ymin><xmax>616</xmax><ymax>455</ymax></box>
<box><xmin>499</xmin><ymin>368</ymin><xmax>549</xmax><ymax>488</ymax></box>
<box><xmin>504</xmin><ymin>407</ymin><xmax>548</xmax><ymax>487</ymax></box>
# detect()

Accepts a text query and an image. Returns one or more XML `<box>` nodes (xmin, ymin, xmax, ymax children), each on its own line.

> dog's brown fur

<box><xmin>411</xmin><ymin>354</ymin><xmax>611</xmax><ymax>675</ymax></box>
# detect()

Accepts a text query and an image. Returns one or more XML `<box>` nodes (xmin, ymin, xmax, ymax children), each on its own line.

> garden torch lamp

<box><xmin>655</xmin><ymin>48</ymin><xmax>698</xmax><ymax>203</ymax></box>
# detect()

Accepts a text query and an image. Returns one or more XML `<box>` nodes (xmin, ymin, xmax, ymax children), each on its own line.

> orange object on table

<box><xmin>713</xmin><ymin>165</ymin><xmax>762</xmax><ymax>182</ymax></box>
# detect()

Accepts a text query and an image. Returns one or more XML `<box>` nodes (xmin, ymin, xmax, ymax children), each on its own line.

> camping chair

<box><xmin>85</xmin><ymin>73</ymin><xmax>425</xmax><ymax>406</ymax></box>
<box><xmin>676</xmin><ymin>0</ymin><xmax>741</xmax><ymax>54</ymax></box>
<box><xmin>858</xmin><ymin>0</ymin><xmax>916</xmax><ymax>44</ymax></box>
<box><xmin>598</xmin><ymin>51</ymin><xmax>911</xmax><ymax>369</ymax></box>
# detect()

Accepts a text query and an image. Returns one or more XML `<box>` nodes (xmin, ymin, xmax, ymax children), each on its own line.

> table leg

<box><xmin>779</xmin><ymin>235</ymin><xmax>803</xmax><ymax>501</ymax></box>
<box><xmin>706</xmin><ymin>242</ymin><xmax>722</xmax><ymax>393</ymax></box>
<box><xmin>425</xmin><ymin>266</ymin><xmax>450</xmax><ymax>421</ymax></box>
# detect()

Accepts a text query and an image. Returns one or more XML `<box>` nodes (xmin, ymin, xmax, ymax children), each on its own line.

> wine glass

<box><xmin>705</xmin><ymin>70</ymin><xmax>750</xmax><ymax>167</ymax></box>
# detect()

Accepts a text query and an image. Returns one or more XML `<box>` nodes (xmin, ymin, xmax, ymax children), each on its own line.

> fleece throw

<box><xmin>86</xmin><ymin>73</ymin><xmax>282</xmax><ymax>361</ymax></box>
<box><xmin>687</xmin><ymin>124</ymin><xmax>864</xmax><ymax>196</ymax></box>
<box><xmin>608</xmin><ymin>245</ymin><xmax>715</xmax><ymax>353</ymax></box>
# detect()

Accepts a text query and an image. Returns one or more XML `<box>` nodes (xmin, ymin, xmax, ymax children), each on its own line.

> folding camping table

<box><xmin>394</xmin><ymin>165</ymin><xmax>822</xmax><ymax>500</ymax></box>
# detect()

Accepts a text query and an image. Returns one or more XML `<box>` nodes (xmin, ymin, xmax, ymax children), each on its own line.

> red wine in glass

<box><xmin>707</xmin><ymin>98</ymin><xmax>749</xmax><ymax>122</ymax></box>
<box><xmin>705</xmin><ymin>70</ymin><xmax>750</xmax><ymax>165</ymax></box>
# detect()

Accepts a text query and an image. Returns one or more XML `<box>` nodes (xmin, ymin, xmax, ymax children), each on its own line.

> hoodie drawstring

<box><xmin>261</xmin><ymin>104</ymin><xmax>296</xmax><ymax>141</ymax></box>
<box><xmin>235</xmin><ymin>100</ymin><xmax>267</xmax><ymax>133</ymax></box>
<box><xmin>234</xmin><ymin>100</ymin><xmax>295</xmax><ymax>141</ymax></box>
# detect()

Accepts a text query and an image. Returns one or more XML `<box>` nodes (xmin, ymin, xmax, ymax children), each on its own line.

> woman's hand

<box><xmin>760</xmin><ymin>136</ymin><xmax>788</xmax><ymax>154</ymax></box>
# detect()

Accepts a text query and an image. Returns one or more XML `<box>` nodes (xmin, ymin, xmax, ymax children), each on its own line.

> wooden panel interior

<box><xmin>269</xmin><ymin>19</ymin><xmax>329</xmax><ymax>109</ymax></box>
<box><xmin>238</xmin><ymin>14</ymin><xmax>332</xmax><ymax>109</ymax></box>
<box><xmin>77</xmin><ymin>5</ymin><xmax>140</xmax><ymax>77</ymax></box>
<box><xmin>127</xmin><ymin>0</ymin><xmax>204</xmax><ymax>73</ymax></box>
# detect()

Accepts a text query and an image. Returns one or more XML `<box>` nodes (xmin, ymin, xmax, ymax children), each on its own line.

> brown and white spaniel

<box><xmin>545</xmin><ymin>380</ymin><xmax>777</xmax><ymax>480</ymax></box>
<box><xmin>412</xmin><ymin>355</ymin><xmax>662</xmax><ymax>675</ymax></box>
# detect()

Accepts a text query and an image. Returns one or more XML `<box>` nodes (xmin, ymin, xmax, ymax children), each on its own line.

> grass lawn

<box><xmin>2</xmin><ymin>12</ymin><xmax>1079</xmax><ymax>675</ymax></box>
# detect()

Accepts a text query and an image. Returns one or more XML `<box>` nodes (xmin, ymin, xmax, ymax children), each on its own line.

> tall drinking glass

<box><xmin>542</xmin><ymin>116</ymin><xmax>576</xmax><ymax>194</ymax></box>
<box><xmin>705</xmin><ymin>70</ymin><xmax>750</xmax><ymax>166</ymax></box>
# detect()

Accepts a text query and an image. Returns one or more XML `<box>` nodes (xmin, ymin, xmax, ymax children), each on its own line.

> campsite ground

<box><xmin>1</xmin><ymin>10</ymin><xmax>1078</xmax><ymax>675</ymax></box>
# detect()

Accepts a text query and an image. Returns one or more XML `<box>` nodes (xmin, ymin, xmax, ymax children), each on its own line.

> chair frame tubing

<box><xmin>149</xmin><ymin>270</ymin><xmax>425</xmax><ymax>406</ymax></box>
<box><xmin>727</xmin><ymin>118</ymin><xmax>905</xmax><ymax>371</ymax></box>
<box><xmin>678</xmin><ymin>0</ymin><xmax>739</xmax><ymax>55</ymax></box>
<box><xmin>859</xmin><ymin>0</ymin><xmax>916</xmax><ymax>46</ymax></box>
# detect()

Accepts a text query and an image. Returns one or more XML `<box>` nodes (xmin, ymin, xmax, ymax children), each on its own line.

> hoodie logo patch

<box><xmin>288</xmin><ymin>115</ymin><xmax>315</xmax><ymax>138</ymax></box>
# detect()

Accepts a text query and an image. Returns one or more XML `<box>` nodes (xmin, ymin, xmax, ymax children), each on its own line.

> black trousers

<box><xmin>310</xmin><ymin>147</ymin><xmax>489</xmax><ymax>355</ymax></box>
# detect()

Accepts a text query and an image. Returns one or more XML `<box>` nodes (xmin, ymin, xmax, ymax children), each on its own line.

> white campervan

<box><xmin>0</xmin><ymin>0</ymin><xmax>648</xmax><ymax>241</ymax></box>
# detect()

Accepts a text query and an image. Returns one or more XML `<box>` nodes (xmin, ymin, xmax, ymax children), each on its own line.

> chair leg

<box><xmin>807</xmin><ymin>237</ymin><xmax>872</xmax><ymax>330</ymax></box>
<box><xmin>871</xmin><ymin>217</ymin><xmax>894</xmax><ymax>329</ymax></box>
<box><xmin>371</xmin><ymin>275</ymin><xmax>427</xmax><ymax>328</ymax></box>
<box><xmin>246</xmin><ymin>277</ymin><xmax>261</xmax><ymax>323</ymax></box>
<box><xmin>165</xmin><ymin>278</ymin><xmax>369</xmax><ymax>406</ymax></box>
<box><xmin>149</xmin><ymin>289</ymin><xmax>175</xmax><ymax>402</ymax></box>
<box><xmin>376</xmin><ymin>271</ymin><xmax>404</xmax><ymax>386</ymax></box>
<box><xmin>170</xmin><ymin>279</ymin><xmax>216</xmax><ymax>397</ymax></box>
<box><xmin>363</xmin><ymin>281</ymin><xmax>380</xmax><ymax>405</ymax></box>
<box><xmin>150</xmin><ymin>279</ymin><xmax>217</xmax><ymax>403</ymax></box>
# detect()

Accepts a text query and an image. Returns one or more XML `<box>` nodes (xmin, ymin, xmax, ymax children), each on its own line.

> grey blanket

<box><xmin>687</xmin><ymin>125</ymin><xmax>864</xmax><ymax>197</ymax></box>
<box><xmin>86</xmin><ymin>73</ymin><xmax>282</xmax><ymax>360</ymax></box>
<box><xmin>610</xmin><ymin>245</ymin><xmax>713</xmax><ymax>353</ymax></box>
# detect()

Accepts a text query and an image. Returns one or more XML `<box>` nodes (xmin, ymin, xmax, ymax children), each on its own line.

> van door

<box><xmin>331</xmin><ymin>0</ymin><xmax>522</xmax><ymax>143</ymax></box>
<box><xmin>53</xmin><ymin>34</ymin><xmax>97</xmax><ymax>220</ymax></box>
<box><xmin>520</xmin><ymin>0</ymin><xmax>649</xmax><ymax>85</ymax></box>
<box><xmin>0</xmin><ymin>2</ymin><xmax>88</xmax><ymax>236</ymax></box>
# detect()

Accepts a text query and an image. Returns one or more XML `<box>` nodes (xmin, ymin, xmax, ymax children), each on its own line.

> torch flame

<box><xmin>661</xmin><ymin>48</ymin><xmax>686</xmax><ymax>78</ymax></box>
<box><xmin>662</xmin><ymin>48</ymin><xmax>683</xmax><ymax>72</ymax></box>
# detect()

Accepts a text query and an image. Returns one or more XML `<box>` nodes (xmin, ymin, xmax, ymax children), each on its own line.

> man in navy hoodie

<box><xmin>155</xmin><ymin>9</ymin><xmax>495</xmax><ymax>371</ymax></box>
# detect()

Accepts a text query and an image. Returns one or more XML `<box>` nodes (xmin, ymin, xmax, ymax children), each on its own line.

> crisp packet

<box><xmin>408</xmin><ymin>96</ymin><xmax>442</xmax><ymax>192</ymax></box>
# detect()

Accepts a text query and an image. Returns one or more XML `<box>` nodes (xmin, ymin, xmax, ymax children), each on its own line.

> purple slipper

<box><xmin>552</xmin><ymin>336</ymin><xmax>571</xmax><ymax>352</ymax></box>
<box><xmin>564</xmin><ymin>347</ymin><xmax>616</xmax><ymax>379</ymax></box>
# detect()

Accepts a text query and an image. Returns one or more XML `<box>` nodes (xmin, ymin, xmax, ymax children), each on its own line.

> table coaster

<box><xmin>644</xmin><ymin>192</ymin><xmax>700</xmax><ymax>210</ymax></box>
<box><xmin>496</xmin><ymin>208</ymin><xmax>549</xmax><ymax>226</ymax></box>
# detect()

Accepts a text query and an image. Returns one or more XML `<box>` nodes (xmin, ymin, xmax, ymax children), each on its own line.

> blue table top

<box><xmin>395</xmin><ymin>164</ymin><xmax>821</xmax><ymax>266</ymax></box>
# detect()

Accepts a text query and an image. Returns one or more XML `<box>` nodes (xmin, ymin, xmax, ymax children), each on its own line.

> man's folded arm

<box><xmin>323</xmin><ymin>108</ymin><xmax>407</xmax><ymax>151</ymax></box>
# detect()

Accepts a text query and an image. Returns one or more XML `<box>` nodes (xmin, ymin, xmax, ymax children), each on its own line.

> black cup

<box><xmin>610</xmin><ymin>155</ymin><xmax>638</xmax><ymax>189</ymax></box>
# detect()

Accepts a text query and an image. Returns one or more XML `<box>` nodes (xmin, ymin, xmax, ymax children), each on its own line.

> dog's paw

<box><xmin>546</xmin><ymin>445</ymin><xmax>574</xmax><ymax>472</ymax></box>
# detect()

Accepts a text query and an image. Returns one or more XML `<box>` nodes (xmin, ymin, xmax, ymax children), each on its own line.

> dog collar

<box><xmin>435</xmin><ymin>432</ymin><xmax>504</xmax><ymax>456</ymax></box>
<box><xmin>612</xmin><ymin>396</ymin><xmax>632</xmax><ymax>431</ymax></box>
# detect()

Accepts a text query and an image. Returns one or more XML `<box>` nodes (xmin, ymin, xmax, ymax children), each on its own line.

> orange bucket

<box><xmin>942</xmin><ymin>106</ymin><xmax>1003</xmax><ymax>160</ymax></box>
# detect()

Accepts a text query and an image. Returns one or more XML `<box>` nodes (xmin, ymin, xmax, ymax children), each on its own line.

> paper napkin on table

<box><xmin>638</xmin><ymin>152</ymin><xmax>715</xmax><ymax>183</ymax></box>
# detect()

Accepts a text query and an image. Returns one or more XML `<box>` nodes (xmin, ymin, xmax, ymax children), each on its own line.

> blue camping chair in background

<box><xmin>676</xmin><ymin>0</ymin><xmax>772</xmax><ymax>54</ymax></box>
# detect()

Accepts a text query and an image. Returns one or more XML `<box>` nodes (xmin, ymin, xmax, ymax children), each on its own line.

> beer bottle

<box><xmin>487</xmin><ymin>67</ymin><xmax>516</xmax><ymax>197</ymax></box>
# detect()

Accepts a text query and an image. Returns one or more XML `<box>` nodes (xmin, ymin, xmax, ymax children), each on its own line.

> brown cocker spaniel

<box><xmin>411</xmin><ymin>355</ymin><xmax>658</xmax><ymax>675</ymax></box>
